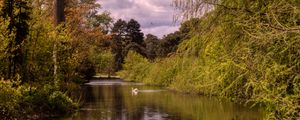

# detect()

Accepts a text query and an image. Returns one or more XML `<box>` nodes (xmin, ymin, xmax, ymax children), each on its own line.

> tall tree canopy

<box><xmin>111</xmin><ymin>19</ymin><xmax>145</xmax><ymax>71</ymax></box>
<box><xmin>126</xmin><ymin>19</ymin><xmax>144</xmax><ymax>45</ymax></box>
<box><xmin>144</xmin><ymin>34</ymin><xmax>159</xmax><ymax>60</ymax></box>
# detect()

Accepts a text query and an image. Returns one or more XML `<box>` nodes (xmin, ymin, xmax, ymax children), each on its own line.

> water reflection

<box><xmin>65</xmin><ymin>80</ymin><xmax>263</xmax><ymax>120</ymax></box>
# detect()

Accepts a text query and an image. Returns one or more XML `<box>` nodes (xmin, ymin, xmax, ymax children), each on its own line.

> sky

<box><xmin>97</xmin><ymin>0</ymin><xmax>180</xmax><ymax>38</ymax></box>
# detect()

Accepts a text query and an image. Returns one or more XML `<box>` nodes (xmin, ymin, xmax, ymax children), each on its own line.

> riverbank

<box><xmin>118</xmin><ymin>2</ymin><xmax>300</xmax><ymax>119</ymax></box>
<box><xmin>118</xmin><ymin>49</ymin><xmax>299</xmax><ymax>120</ymax></box>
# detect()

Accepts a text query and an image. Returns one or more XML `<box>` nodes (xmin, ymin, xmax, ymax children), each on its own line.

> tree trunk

<box><xmin>53</xmin><ymin>0</ymin><xmax>64</xmax><ymax>88</ymax></box>
<box><xmin>7</xmin><ymin>0</ymin><xmax>14</xmax><ymax>79</ymax></box>
<box><xmin>54</xmin><ymin>0</ymin><xmax>65</xmax><ymax>25</ymax></box>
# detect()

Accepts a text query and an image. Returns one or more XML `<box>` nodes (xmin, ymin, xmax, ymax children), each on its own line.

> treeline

<box><xmin>110</xmin><ymin>18</ymin><xmax>199</xmax><ymax>71</ymax></box>
<box><xmin>0</xmin><ymin>0</ymin><xmax>112</xmax><ymax>119</ymax></box>
<box><xmin>118</xmin><ymin>0</ymin><xmax>300</xmax><ymax>119</ymax></box>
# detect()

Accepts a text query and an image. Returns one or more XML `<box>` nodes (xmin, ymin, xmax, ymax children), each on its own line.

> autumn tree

<box><xmin>55</xmin><ymin>0</ymin><xmax>113</xmax><ymax>79</ymax></box>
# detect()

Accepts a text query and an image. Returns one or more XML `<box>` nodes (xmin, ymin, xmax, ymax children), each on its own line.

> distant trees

<box><xmin>126</xmin><ymin>19</ymin><xmax>144</xmax><ymax>45</ymax></box>
<box><xmin>144</xmin><ymin>34</ymin><xmax>159</xmax><ymax>60</ymax></box>
<box><xmin>110</xmin><ymin>18</ymin><xmax>202</xmax><ymax>71</ymax></box>
<box><xmin>111</xmin><ymin>19</ymin><xmax>127</xmax><ymax>71</ymax></box>
<box><xmin>111</xmin><ymin>19</ymin><xmax>145</xmax><ymax>72</ymax></box>
<box><xmin>158</xmin><ymin>31</ymin><xmax>183</xmax><ymax>57</ymax></box>
<box><xmin>145</xmin><ymin>18</ymin><xmax>201</xmax><ymax>58</ymax></box>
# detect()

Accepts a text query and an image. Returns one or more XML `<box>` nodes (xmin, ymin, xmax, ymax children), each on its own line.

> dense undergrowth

<box><xmin>0</xmin><ymin>80</ymin><xmax>79</xmax><ymax>119</ymax></box>
<box><xmin>118</xmin><ymin>1</ymin><xmax>300</xmax><ymax>119</ymax></box>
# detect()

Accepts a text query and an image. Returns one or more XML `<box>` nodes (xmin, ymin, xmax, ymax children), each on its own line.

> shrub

<box><xmin>0</xmin><ymin>81</ymin><xmax>78</xmax><ymax>119</ymax></box>
<box><xmin>0</xmin><ymin>80</ymin><xmax>21</xmax><ymax>119</ymax></box>
<box><xmin>118</xmin><ymin>51</ymin><xmax>150</xmax><ymax>82</ymax></box>
<box><xmin>48</xmin><ymin>91</ymin><xmax>75</xmax><ymax>114</ymax></box>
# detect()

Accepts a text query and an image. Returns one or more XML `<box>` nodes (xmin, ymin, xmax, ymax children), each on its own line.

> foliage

<box><xmin>145</xmin><ymin>18</ymin><xmax>200</xmax><ymax>59</ymax></box>
<box><xmin>111</xmin><ymin>19</ymin><xmax>145</xmax><ymax>72</ymax></box>
<box><xmin>48</xmin><ymin>91</ymin><xmax>76</xmax><ymax>114</ymax></box>
<box><xmin>90</xmin><ymin>51</ymin><xmax>113</xmax><ymax>75</ymax></box>
<box><xmin>117</xmin><ymin>51</ymin><xmax>150</xmax><ymax>82</ymax></box>
<box><xmin>0</xmin><ymin>0</ymin><xmax>112</xmax><ymax>118</ymax></box>
<box><xmin>144</xmin><ymin>34</ymin><xmax>160</xmax><ymax>60</ymax></box>
<box><xmin>119</xmin><ymin>0</ymin><xmax>300</xmax><ymax>119</ymax></box>
<box><xmin>0</xmin><ymin>80</ymin><xmax>21</xmax><ymax>119</ymax></box>
<box><xmin>0</xmin><ymin>80</ymin><xmax>78</xmax><ymax>119</ymax></box>
<box><xmin>0</xmin><ymin>0</ymin><xmax>31</xmax><ymax>81</ymax></box>
<box><xmin>126</xmin><ymin>19</ymin><xmax>144</xmax><ymax>45</ymax></box>
<box><xmin>158</xmin><ymin>31</ymin><xmax>183</xmax><ymax>57</ymax></box>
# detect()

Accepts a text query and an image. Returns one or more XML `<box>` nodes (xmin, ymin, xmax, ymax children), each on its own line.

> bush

<box><xmin>118</xmin><ymin>51</ymin><xmax>150</xmax><ymax>82</ymax></box>
<box><xmin>48</xmin><ymin>91</ymin><xmax>76</xmax><ymax>114</ymax></box>
<box><xmin>0</xmin><ymin>81</ymin><xmax>78</xmax><ymax>119</ymax></box>
<box><xmin>21</xmin><ymin>84</ymin><xmax>77</xmax><ymax>115</ymax></box>
<box><xmin>0</xmin><ymin>80</ymin><xmax>21</xmax><ymax>119</ymax></box>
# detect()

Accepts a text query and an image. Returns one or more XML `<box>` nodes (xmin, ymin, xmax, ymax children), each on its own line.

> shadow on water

<box><xmin>64</xmin><ymin>79</ymin><xmax>264</xmax><ymax>120</ymax></box>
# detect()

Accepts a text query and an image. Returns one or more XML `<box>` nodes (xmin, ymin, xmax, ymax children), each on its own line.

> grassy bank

<box><xmin>119</xmin><ymin>49</ymin><xmax>299</xmax><ymax>119</ymax></box>
<box><xmin>118</xmin><ymin>1</ymin><xmax>300</xmax><ymax>118</ymax></box>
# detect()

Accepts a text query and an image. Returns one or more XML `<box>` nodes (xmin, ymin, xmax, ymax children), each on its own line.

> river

<box><xmin>64</xmin><ymin>79</ymin><xmax>263</xmax><ymax>120</ymax></box>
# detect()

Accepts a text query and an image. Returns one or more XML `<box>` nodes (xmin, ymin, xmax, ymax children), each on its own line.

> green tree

<box><xmin>144</xmin><ymin>34</ymin><xmax>159</xmax><ymax>60</ymax></box>
<box><xmin>111</xmin><ymin>19</ymin><xmax>146</xmax><ymax>72</ymax></box>
<box><xmin>1</xmin><ymin>0</ymin><xmax>31</xmax><ymax>81</ymax></box>
<box><xmin>111</xmin><ymin>19</ymin><xmax>127</xmax><ymax>71</ymax></box>
<box><xmin>158</xmin><ymin>31</ymin><xmax>182</xmax><ymax>57</ymax></box>
<box><xmin>126</xmin><ymin>19</ymin><xmax>144</xmax><ymax>45</ymax></box>
<box><xmin>179</xmin><ymin>18</ymin><xmax>201</xmax><ymax>39</ymax></box>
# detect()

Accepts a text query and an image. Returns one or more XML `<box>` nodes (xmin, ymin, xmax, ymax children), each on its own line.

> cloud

<box><xmin>97</xmin><ymin>0</ymin><xmax>180</xmax><ymax>38</ymax></box>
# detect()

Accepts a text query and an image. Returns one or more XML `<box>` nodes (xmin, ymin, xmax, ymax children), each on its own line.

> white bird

<box><xmin>131</xmin><ymin>87</ymin><xmax>138</xmax><ymax>95</ymax></box>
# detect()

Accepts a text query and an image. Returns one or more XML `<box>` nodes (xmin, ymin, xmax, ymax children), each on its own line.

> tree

<box><xmin>158</xmin><ymin>31</ymin><xmax>182</xmax><ymax>57</ymax></box>
<box><xmin>111</xmin><ymin>19</ymin><xmax>127</xmax><ymax>72</ymax></box>
<box><xmin>144</xmin><ymin>34</ymin><xmax>159</xmax><ymax>60</ymax></box>
<box><xmin>58</xmin><ymin>0</ymin><xmax>113</xmax><ymax>80</ymax></box>
<box><xmin>1</xmin><ymin>0</ymin><xmax>31</xmax><ymax>81</ymax></box>
<box><xmin>110</xmin><ymin>19</ymin><xmax>146</xmax><ymax>72</ymax></box>
<box><xmin>54</xmin><ymin>0</ymin><xmax>65</xmax><ymax>25</ymax></box>
<box><xmin>179</xmin><ymin>18</ymin><xmax>201</xmax><ymax>39</ymax></box>
<box><xmin>53</xmin><ymin>0</ymin><xmax>65</xmax><ymax>86</ymax></box>
<box><xmin>126</xmin><ymin>19</ymin><xmax>144</xmax><ymax>45</ymax></box>
<box><xmin>89</xmin><ymin>11</ymin><xmax>112</xmax><ymax>33</ymax></box>
<box><xmin>150</xmin><ymin>18</ymin><xmax>201</xmax><ymax>58</ymax></box>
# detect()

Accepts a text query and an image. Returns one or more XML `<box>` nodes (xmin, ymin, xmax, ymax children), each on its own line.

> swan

<box><xmin>131</xmin><ymin>87</ymin><xmax>138</xmax><ymax>95</ymax></box>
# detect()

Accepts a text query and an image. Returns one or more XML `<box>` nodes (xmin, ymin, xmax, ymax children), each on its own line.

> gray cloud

<box><xmin>97</xmin><ymin>0</ymin><xmax>180</xmax><ymax>38</ymax></box>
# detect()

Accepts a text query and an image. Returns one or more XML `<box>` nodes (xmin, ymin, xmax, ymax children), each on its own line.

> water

<box><xmin>65</xmin><ymin>79</ymin><xmax>263</xmax><ymax>120</ymax></box>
